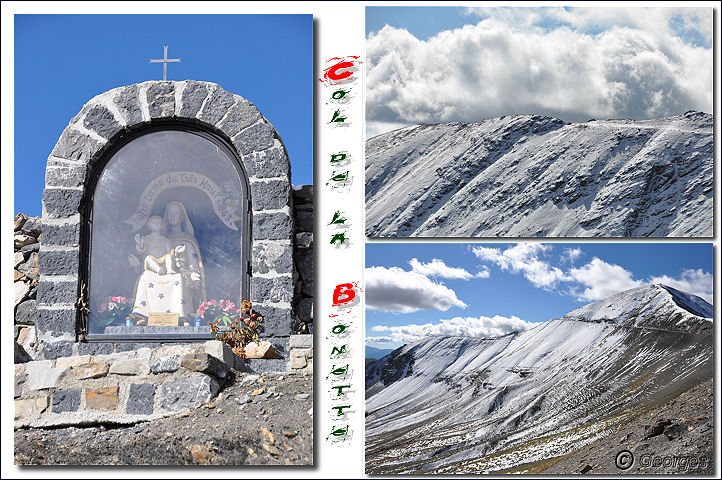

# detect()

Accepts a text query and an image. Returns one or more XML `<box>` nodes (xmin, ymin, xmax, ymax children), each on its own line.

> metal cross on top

<box><xmin>149</xmin><ymin>46</ymin><xmax>181</xmax><ymax>81</ymax></box>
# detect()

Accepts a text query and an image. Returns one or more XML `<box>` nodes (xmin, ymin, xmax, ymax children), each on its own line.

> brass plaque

<box><xmin>147</xmin><ymin>312</ymin><xmax>179</xmax><ymax>327</ymax></box>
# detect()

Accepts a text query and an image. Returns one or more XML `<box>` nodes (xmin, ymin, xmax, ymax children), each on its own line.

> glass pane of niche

<box><xmin>88</xmin><ymin>129</ymin><xmax>248</xmax><ymax>339</ymax></box>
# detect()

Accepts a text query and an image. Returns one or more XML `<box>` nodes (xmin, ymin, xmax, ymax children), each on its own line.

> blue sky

<box><xmin>366</xmin><ymin>243</ymin><xmax>713</xmax><ymax>349</ymax></box>
<box><xmin>365</xmin><ymin>6</ymin><xmax>713</xmax><ymax>137</ymax></box>
<box><xmin>13</xmin><ymin>14</ymin><xmax>312</xmax><ymax>217</ymax></box>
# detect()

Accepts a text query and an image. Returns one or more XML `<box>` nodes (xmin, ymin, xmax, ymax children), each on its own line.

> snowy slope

<box><xmin>366</xmin><ymin>112</ymin><xmax>713</xmax><ymax>237</ymax></box>
<box><xmin>365</xmin><ymin>285</ymin><xmax>714</xmax><ymax>474</ymax></box>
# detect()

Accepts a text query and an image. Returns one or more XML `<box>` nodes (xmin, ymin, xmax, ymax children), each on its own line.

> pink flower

<box><xmin>251</xmin><ymin>313</ymin><xmax>257</xmax><ymax>319</ymax></box>
<box><xmin>210</xmin><ymin>299</ymin><xmax>216</xmax><ymax>305</ymax></box>
<box><xmin>244</xmin><ymin>318</ymin><xmax>250</xmax><ymax>326</ymax></box>
<box><xmin>257</xmin><ymin>316</ymin><xmax>263</xmax><ymax>323</ymax></box>
<box><xmin>249</xmin><ymin>321</ymin><xmax>256</xmax><ymax>328</ymax></box>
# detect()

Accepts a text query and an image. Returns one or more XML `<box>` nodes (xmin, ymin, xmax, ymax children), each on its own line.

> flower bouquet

<box><xmin>204</xmin><ymin>299</ymin><xmax>264</xmax><ymax>357</ymax></box>
<box><xmin>95</xmin><ymin>296</ymin><xmax>135</xmax><ymax>327</ymax></box>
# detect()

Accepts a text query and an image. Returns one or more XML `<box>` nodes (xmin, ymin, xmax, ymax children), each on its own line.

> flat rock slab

<box><xmin>180</xmin><ymin>353</ymin><xmax>227</xmax><ymax>379</ymax></box>
<box><xmin>161</xmin><ymin>375</ymin><xmax>220</xmax><ymax>412</ymax></box>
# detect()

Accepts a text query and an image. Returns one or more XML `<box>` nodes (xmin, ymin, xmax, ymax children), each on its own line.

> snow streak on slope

<box><xmin>365</xmin><ymin>285</ymin><xmax>714</xmax><ymax>474</ymax></box>
<box><xmin>365</xmin><ymin>112</ymin><xmax>712</xmax><ymax>237</ymax></box>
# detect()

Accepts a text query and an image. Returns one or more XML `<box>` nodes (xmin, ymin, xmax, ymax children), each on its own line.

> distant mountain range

<box><xmin>366</xmin><ymin>112</ymin><xmax>712</xmax><ymax>237</ymax></box>
<box><xmin>365</xmin><ymin>284</ymin><xmax>713</xmax><ymax>474</ymax></box>
<box><xmin>366</xmin><ymin>346</ymin><xmax>397</xmax><ymax>360</ymax></box>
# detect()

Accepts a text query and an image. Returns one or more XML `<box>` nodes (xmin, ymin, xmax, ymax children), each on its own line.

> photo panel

<box><xmin>365</xmin><ymin>6</ymin><xmax>713</xmax><ymax>238</ymax></box>
<box><xmin>365</xmin><ymin>242</ymin><xmax>714</xmax><ymax>474</ymax></box>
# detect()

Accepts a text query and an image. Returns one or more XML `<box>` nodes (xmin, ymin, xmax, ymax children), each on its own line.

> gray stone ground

<box><xmin>14</xmin><ymin>371</ymin><xmax>313</xmax><ymax>466</ymax></box>
<box><xmin>536</xmin><ymin>378</ymin><xmax>714</xmax><ymax>475</ymax></box>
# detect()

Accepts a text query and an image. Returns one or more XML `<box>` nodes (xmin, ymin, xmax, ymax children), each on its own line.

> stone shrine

<box><xmin>28</xmin><ymin>80</ymin><xmax>312</xmax><ymax>364</ymax></box>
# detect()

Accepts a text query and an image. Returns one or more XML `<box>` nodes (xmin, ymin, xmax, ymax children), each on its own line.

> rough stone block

<box><xmin>295</xmin><ymin>297</ymin><xmax>314</xmax><ymax>322</ymax></box>
<box><xmin>251</xmin><ymin>179</ymin><xmax>290</xmax><ymax>211</ymax></box>
<box><xmin>291</xmin><ymin>347</ymin><xmax>313</xmax><ymax>359</ymax></box>
<box><xmin>254</xmin><ymin>306</ymin><xmax>293</xmax><ymax>337</ymax></box>
<box><xmin>21</xmin><ymin>217</ymin><xmax>43</xmax><ymax>236</ymax></box>
<box><xmin>14</xmin><ymin>374</ymin><xmax>26</xmax><ymax>398</ymax></box>
<box><xmin>180</xmin><ymin>353</ymin><xmax>228</xmax><ymax>379</ymax></box>
<box><xmin>52</xmin><ymin>389</ymin><xmax>81</xmax><ymax>413</ymax></box>
<box><xmin>21</xmin><ymin>242</ymin><xmax>41</xmax><ymax>255</ymax></box>
<box><xmin>297</xmin><ymin>249</ymin><xmax>314</xmax><ymax>296</ymax></box>
<box><xmin>150</xmin><ymin>355</ymin><xmax>180</xmax><ymax>374</ymax></box>
<box><xmin>203</xmin><ymin>341</ymin><xmax>236</xmax><ymax>369</ymax></box>
<box><xmin>217</xmin><ymin>99</ymin><xmax>261</xmax><ymax>136</ymax></box>
<box><xmin>147</xmin><ymin>82</ymin><xmax>175</xmax><ymax>118</ymax></box>
<box><xmin>244</xmin><ymin>146</ymin><xmax>290</xmax><ymax>178</ymax></box>
<box><xmin>77</xmin><ymin>342</ymin><xmax>114</xmax><ymax>356</ymax></box>
<box><xmin>55</xmin><ymin>355</ymin><xmax>91</xmax><ymax>369</ymax></box>
<box><xmin>83</xmin><ymin>104</ymin><xmax>123</xmax><ymax>139</ymax></box>
<box><xmin>232</xmin><ymin>122</ymin><xmax>275</xmax><ymax>156</ymax></box>
<box><xmin>179</xmin><ymin>81</ymin><xmax>209</xmax><ymax>118</ymax></box>
<box><xmin>109</xmin><ymin>358</ymin><xmax>150</xmax><ymax>376</ymax></box>
<box><xmin>15</xmin><ymin>281</ymin><xmax>31</xmax><ymax>307</ymax></box>
<box><xmin>296</xmin><ymin>232</ymin><xmax>313</xmax><ymax>249</ymax></box>
<box><xmin>290</xmin><ymin>355</ymin><xmax>307</xmax><ymax>369</ymax></box>
<box><xmin>15</xmin><ymin>251</ymin><xmax>26</xmax><ymax>268</ymax></box>
<box><xmin>15</xmin><ymin>397</ymin><xmax>49</xmax><ymax>420</ymax></box>
<box><xmin>295</xmin><ymin>210</ymin><xmax>314</xmax><ymax>232</ymax></box>
<box><xmin>15</xmin><ymin>299</ymin><xmax>37</xmax><ymax>325</ymax></box>
<box><xmin>127</xmin><ymin>383</ymin><xmax>156</xmax><ymax>415</ymax></box>
<box><xmin>36</xmin><ymin>308</ymin><xmax>76</xmax><ymax>337</ymax></box>
<box><xmin>290</xmin><ymin>334</ymin><xmax>313</xmax><ymax>349</ymax></box>
<box><xmin>26</xmin><ymin>362</ymin><xmax>68</xmax><ymax>390</ymax></box>
<box><xmin>253</xmin><ymin>212</ymin><xmax>293</xmax><ymax>241</ymax></box>
<box><xmin>198</xmin><ymin>87</ymin><xmax>236</xmax><ymax>125</ymax></box>
<box><xmin>38</xmin><ymin>249</ymin><xmax>79</xmax><ymax>276</ymax></box>
<box><xmin>252</xmin><ymin>276</ymin><xmax>293</xmax><ymax>304</ymax></box>
<box><xmin>243</xmin><ymin>341</ymin><xmax>278</xmax><ymax>359</ymax></box>
<box><xmin>72</xmin><ymin>361</ymin><xmax>110</xmax><ymax>379</ymax></box>
<box><xmin>41</xmin><ymin>221</ymin><xmax>80</xmax><ymax>246</ymax></box>
<box><xmin>17</xmin><ymin>251</ymin><xmax>38</xmax><ymax>276</ymax></box>
<box><xmin>252</xmin><ymin>242</ymin><xmax>293</xmax><ymax>274</ymax></box>
<box><xmin>113</xmin><ymin>84</ymin><xmax>144</xmax><ymax>125</ymax></box>
<box><xmin>15</xmin><ymin>341</ymin><xmax>32</xmax><ymax>363</ymax></box>
<box><xmin>51</xmin><ymin>128</ymin><xmax>104</xmax><ymax>163</ymax></box>
<box><xmin>42</xmin><ymin>188</ymin><xmax>84</xmax><ymax>217</ymax></box>
<box><xmin>245</xmin><ymin>359</ymin><xmax>288</xmax><ymax>374</ymax></box>
<box><xmin>37</xmin><ymin>280</ymin><xmax>77</xmax><ymax>306</ymax></box>
<box><xmin>45</xmin><ymin>164</ymin><xmax>87</xmax><ymax>188</ymax></box>
<box><xmin>115</xmin><ymin>342</ymin><xmax>161</xmax><ymax>352</ymax></box>
<box><xmin>41</xmin><ymin>341</ymin><xmax>74</xmax><ymax>360</ymax></box>
<box><xmin>161</xmin><ymin>375</ymin><xmax>220</xmax><ymax>412</ymax></box>
<box><xmin>85</xmin><ymin>386</ymin><xmax>119</xmax><ymax>410</ymax></box>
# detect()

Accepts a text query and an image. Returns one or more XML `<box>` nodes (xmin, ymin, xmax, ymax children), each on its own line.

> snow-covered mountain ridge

<box><xmin>365</xmin><ymin>285</ymin><xmax>714</xmax><ymax>474</ymax></box>
<box><xmin>366</xmin><ymin>112</ymin><xmax>712</xmax><ymax>237</ymax></box>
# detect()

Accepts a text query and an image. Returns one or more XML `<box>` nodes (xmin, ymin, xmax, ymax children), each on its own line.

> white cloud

<box><xmin>472</xmin><ymin>244</ymin><xmax>567</xmax><ymax>289</ymax></box>
<box><xmin>370</xmin><ymin>314</ymin><xmax>535</xmax><ymax>344</ymax></box>
<box><xmin>409</xmin><ymin>257</ymin><xmax>489</xmax><ymax>280</ymax></box>
<box><xmin>561</xmin><ymin>247</ymin><xmax>583</xmax><ymax>264</ymax></box>
<box><xmin>366</xmin><ymin>7</ymin><xmax>712</xmax><ymax>132</ymax></box>
<box><xmin>366</xmin><ymin>266</ymin><xmax>467</xmax><ymax>313</ymax></box>
<box><xmin>648</xmin><ymin>268</ymin><xmax>713</xmax><ymax>304</ymax></box>
<box><xmin>568</xmin><ymin>257</ymin><xmax>643</xmax><ymax>301</ymax></box>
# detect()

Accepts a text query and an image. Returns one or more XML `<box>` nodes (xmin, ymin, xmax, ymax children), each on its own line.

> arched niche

<box><xmin>85</xmin><ymin>124</ymin><xmax>250</xmax><ymax>339</ymax></box>
<box><xmin>37</xmin><ymin>81</ymin><xmax>296</xmax><ymax>356</ymax></box>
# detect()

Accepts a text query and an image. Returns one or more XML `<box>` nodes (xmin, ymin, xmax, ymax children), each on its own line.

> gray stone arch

<box><xmin>37</xmin><ymin>80</ymin><xmax>296</xmax><ymax>358</ymax></box>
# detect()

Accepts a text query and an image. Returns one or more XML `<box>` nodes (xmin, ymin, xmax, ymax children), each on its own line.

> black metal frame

<box><xmin>80</xmin><ymin>120</ymin><xmax>252</xmax><ymax>342</ymax></box>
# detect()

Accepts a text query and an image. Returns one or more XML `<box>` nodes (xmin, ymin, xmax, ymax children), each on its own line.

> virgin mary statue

<box><xmin>130</xmin><ymin>201</ymin><xmax>207</xmax><ymax>323</ymax></box>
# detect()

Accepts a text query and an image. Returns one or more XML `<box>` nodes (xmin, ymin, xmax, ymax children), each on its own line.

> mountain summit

<box><xmin>366</xmin><ymin>112</ymin><xmax>712</xmax><ymax>237</ymax></box>
<box><xmin>366</xmin><ymin>285</ymin><xmax>713</xmax><ymax>474</ymax></box>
